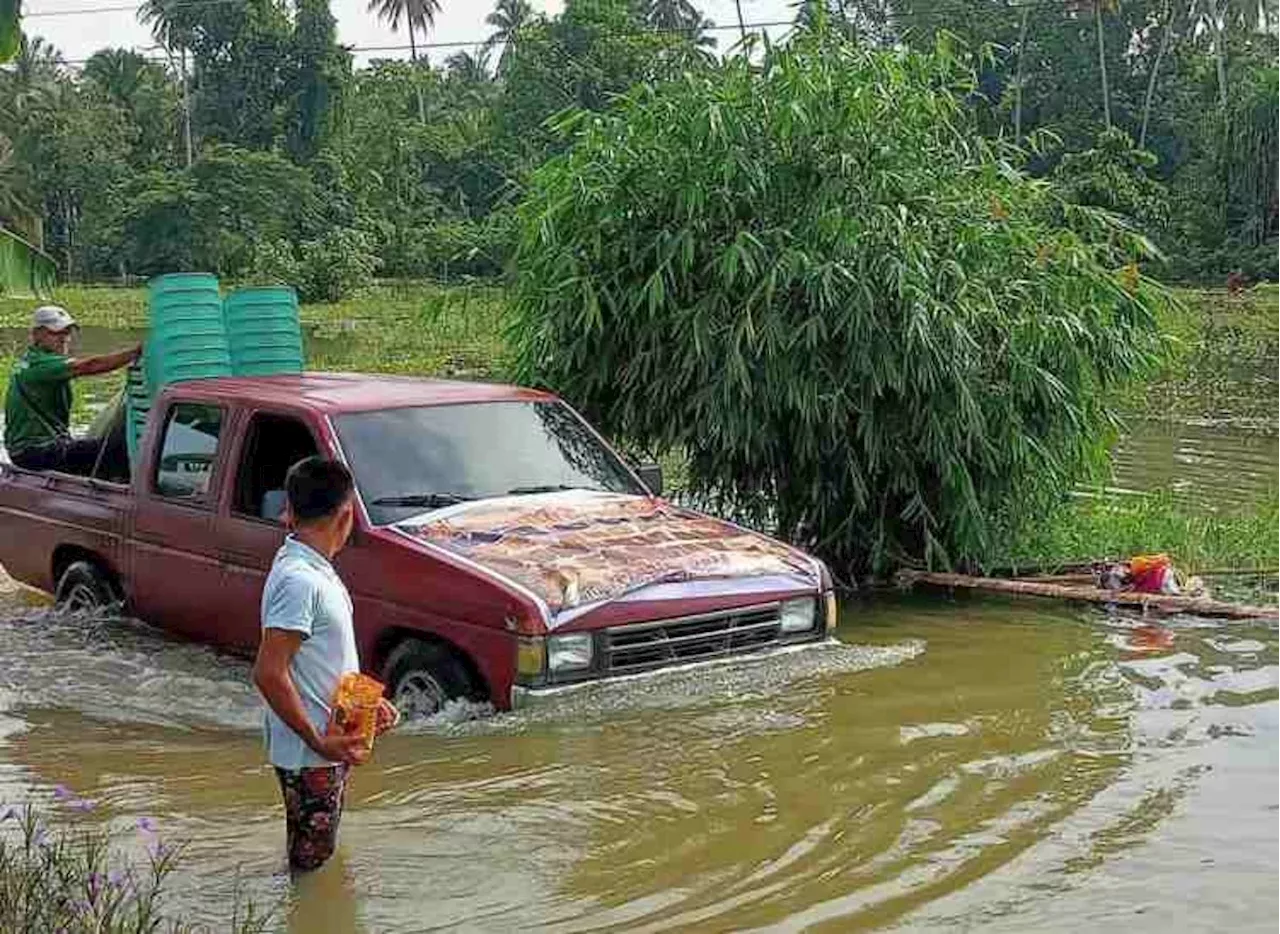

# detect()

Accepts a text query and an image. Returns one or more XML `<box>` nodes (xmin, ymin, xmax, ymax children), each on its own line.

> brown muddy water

<box><xmin>0</xmin><ymin>314</ymin><xmax>1276</xmax><ymax>931</ymax></box>
<box><xmin>0</xmin><ymin>585</ymin><xmax>1275</xmax><ymax>932</ymax></box>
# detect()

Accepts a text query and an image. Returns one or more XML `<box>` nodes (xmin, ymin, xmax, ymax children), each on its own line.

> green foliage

<box><xmin>498</xmin><ymin>0</ymin><xmax>710</xmax><ymax>161</ymax></box>
<box><xmin>295</xmin><ymin>226</ymin><xmax>380</xmax><ymax>302</ymax></box>
<box><xmin>1001</xmin><ymin>491</ymin><xmax>1279</xmax><ymax>574</ymax></box>
<box><xmin>1053</xmin><ymin>127</ymin><xmax>1170</xmax><ymax>241</ymax></box>
<box><xmin>0</xmin><ymin>0</ymin><xmax>18</xmax><ymax>63</ymax></box>
<box><xmin>511</xmin><ymin>31</ymin><xmax>1168</xmax><ymax>575</ymax></box>
<box><xmin>120</xmin><ymin>145</ymin><xmax>319</xmax><ymax>277</ymax></box>
<box><xmin>1221</xmin><ymin>56</ymin><xmax>1278</xmax><ymax>250</ymax></box>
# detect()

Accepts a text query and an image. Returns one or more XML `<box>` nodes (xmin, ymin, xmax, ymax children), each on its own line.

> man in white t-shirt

<box><xmin>252</xmin><ymin>456</ymin><xmax>397</xmax><ymax>871</ymax></box>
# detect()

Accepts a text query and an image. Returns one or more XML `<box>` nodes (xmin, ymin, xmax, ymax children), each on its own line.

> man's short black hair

<box><xmin>286</xmin><ymin>456</ymin><xmax>354</xmax><ymax>522</ymax></box>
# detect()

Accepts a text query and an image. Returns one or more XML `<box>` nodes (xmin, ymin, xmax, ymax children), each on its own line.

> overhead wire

<box><xmin>22</xmin><ymin>1</ymin><xmax>1091</xmax><ymax>68</ymax></box>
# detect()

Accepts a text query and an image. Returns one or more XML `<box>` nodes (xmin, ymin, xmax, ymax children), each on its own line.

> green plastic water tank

<box><xmin>124</xmin><ymin>360</ymin><xmax>150</xmax><ymax>465</ymax></box>
<box><xmin>146</xmin><ymin>272</ymin><xmax>232</xmax><ymax>387</ymax></box>
<box><xmin>223</xmin><ymin>286</ymin><xmax>304</xmax><ymax>376</ymax></box>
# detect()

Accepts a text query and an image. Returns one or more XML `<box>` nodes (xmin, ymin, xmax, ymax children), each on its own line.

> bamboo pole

<box><xmin>897</xmin><ymin>570</ymin><xmax>1277</xmax><ymax>620</ymax></box>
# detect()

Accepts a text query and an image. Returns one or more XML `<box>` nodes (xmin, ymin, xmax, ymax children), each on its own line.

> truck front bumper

<box><xmin>509</xmin><ymin>636</ymin><xmax>841</xmax><ymax>709</ymax></box>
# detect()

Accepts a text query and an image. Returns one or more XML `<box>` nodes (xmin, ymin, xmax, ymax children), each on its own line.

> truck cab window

<box><xmin>232</xmin><ymin>413</ymin><xmax>319</xmax><ymax>523</ymax></box>
<box><xmin>154</xmin><ymin>403</ymin><xmax>223</xmax><ymax>500</ymax></box>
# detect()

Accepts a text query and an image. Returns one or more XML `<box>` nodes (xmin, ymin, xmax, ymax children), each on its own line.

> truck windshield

<box><xmin>334</xmin><ymin>401</ymin><xmax>644</xmax><ymax>525</ymax></box>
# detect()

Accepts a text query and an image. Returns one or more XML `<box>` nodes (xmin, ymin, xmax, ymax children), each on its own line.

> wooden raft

<box><xmin>897</xmin><ymin>570</ymin><xmax>1278</xmax><ymax>620</ymax></box>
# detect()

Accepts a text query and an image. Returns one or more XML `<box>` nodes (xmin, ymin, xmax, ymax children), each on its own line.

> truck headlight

<box><xmin>823</xmin><ymin>591</ymin><xmax>838</xmax><ymax>632</ymax></box>
<box><xmin>548</xmin><ymin>633</ymin><xmax>593</xmax><ymax>673</ymax></box>
<box><xmin>779</xmin><ymin>597</ymin><xmax>817</xmax><ymax>633</ymax></box>
<box><xmin>516</xmin><ymin>637</ymin><xmax>546</xmax><ymax>680</ymax></box>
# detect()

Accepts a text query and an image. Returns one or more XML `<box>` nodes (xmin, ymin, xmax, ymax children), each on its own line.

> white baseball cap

<box><xmin>32</xmin><ymin>305</ymin><xmax>78</xmax><ymax>332</ymax></box>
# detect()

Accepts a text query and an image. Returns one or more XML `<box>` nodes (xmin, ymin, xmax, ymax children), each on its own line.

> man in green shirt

<box><xmin>4</xmin><ymin>305</ymin><xmax>140</xmax><ymax>475</ymax></box>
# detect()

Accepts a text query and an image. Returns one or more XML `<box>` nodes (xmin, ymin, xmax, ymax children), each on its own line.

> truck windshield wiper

<box><xmin>370</xmin><ymin>492</ymin><xmax>472</xmax><ymax>508</ymax></box>
<box><xmin>504</xmin><ymin>484</ymin><xmax>597</xmax><ymax>496</ymax></box>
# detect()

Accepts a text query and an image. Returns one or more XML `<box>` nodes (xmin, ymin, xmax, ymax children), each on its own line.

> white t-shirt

<box><xmin>259</xmin><ymin>536</ymin><xmax>359</xmax><ymax>770</ymax></box>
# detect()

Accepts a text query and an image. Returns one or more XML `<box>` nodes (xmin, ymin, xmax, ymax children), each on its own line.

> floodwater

<box><xmin>0</xmin><ymin>587</ymin><xmax>1275</xmax><ymax>932</ymax></box>
<box><xmin>0</xmin><ymin>303</ymin><xmax>1276</xmax><ymax>931</ymax></box>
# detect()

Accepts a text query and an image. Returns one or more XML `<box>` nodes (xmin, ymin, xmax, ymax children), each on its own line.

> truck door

<box><xmin>130</xmin><ymin>400</ymin><xmax>233</xmax><ymax>643</ymax></box>
<box><xmin>215</xmin><ymin>410</ymin><xmax>322</xmax><ymax>651</ymax></box>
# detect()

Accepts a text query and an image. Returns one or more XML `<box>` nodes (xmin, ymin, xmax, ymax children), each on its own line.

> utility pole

<box><xmin>734</xmin><ymin>0</ymin><xmax>745</xmax><ymax>41</ymax></box>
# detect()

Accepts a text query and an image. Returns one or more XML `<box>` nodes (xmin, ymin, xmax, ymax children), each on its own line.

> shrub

<box><xmin>510</xmin><ymin>29</ymin><xmax>1168</xmax><ymax>577</ymax></box>
<box><xmin>0</xmin><ymin>796</ymin><xmax>270</xmax><ymax>933</ymax></box>
<box><xmin>296</xmin><ymin>226</ymin><xmax>380</xmax><ymax>302</ymax></box>
<box><xmin>1053</xmin><ymin>128</ymin><xmax>1171</xmax><ymax>242</ymax></box>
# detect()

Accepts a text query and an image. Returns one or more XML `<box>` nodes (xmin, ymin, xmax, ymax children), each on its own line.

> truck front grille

<box><xmin>602</xmin><ymin>604</ymin><xmax>785</xmax><ymax>675</ymax></box>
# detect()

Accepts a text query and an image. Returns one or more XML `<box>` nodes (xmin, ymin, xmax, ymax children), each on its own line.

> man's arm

<box><xmin>70</xmin><ymin>344</ymin><xmax>141</xmax><ymax>378</ymax></box>
<box><xmin>253</xmin><ymin>629</ymin><xmax>369</xmax><ymax>765</ymax></box>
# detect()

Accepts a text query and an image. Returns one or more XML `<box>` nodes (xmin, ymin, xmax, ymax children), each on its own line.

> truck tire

<box><xmin>54</xmin><ymin>561</ymin><xmax>120</xmax><ymax>614</ymax></box>
<box><xmin>383</xmin><ymin>639</ymin><xmax>477</xmax><ymax>721</ymax></box>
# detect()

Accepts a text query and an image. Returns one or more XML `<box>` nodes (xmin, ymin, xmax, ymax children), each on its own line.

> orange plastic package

<box><xmin>1129</xmin><ymin>553</ymin><xmax>1171</xmax><ymax>593</ymax></box>
<box><xmin>330</xmin><ymin>672</ymin><xmax>385</xmax><ymax>750</ymax></box>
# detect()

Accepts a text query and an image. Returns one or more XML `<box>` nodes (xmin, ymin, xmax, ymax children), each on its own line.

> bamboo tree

<box><xmin>510</xmin><ymin>30</ymin><xmax>1166</xmax><ymax>575</ymax></box>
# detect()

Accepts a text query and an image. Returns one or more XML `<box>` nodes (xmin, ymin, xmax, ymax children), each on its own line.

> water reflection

<box><xmin>1</xmin><ymin>591</ymin><xmax>1271</xmax><ymax>931</ymax></box>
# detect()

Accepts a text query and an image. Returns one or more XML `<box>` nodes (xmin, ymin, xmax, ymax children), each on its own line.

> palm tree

<box><xmin>1094</xmin><ymin>0</ymin><xmax>1112</xmax><ymax>130</ymax></box>
<box><xmin>642</xmin><ymin>0</ymin><xmax>717</xmax><ymax>47</ymax></box>
<box><xmin>483</xmin><ymin>0</ymin><xmax>533</xmax><ymax>73</ymax></box>
<box><xmin>83</xmin><ymin>49</ymin><xmax>155</xmax><ymax>106</ymax></box>
<box><xmin>1189</xmin><ymin>0</ymin><xmax>1277</xmax><ymax>112</ymax></box>
<box><xmin>1</xmin><ymin>36</ymin><xmax>62</xmax><ymax>117</ymax></box>
<box><xmin>484</xmin><ymin>0</ymin><xmax>532</xmax><ymax>46</ymax></box>
<box><xmin>1012</xmin><ymin>4</ymin><xmax>1031</xmax><ymax>143</ymax></box>
<box><xmin>645</xmin><ymin>0</ymin><xmax>696</xmax><ymax>30</ymax></box>
<box><xmin>445</xmin><ymin>49</ymin><xmax>491</xmax><ymax>86</ymax></box>
<box><xmin>367</xmin><ymin>0</ymin><xmax>441</xmax><ymax>122</ymax></box>
<box><xmin>138</xmin><ymin>0</ymin><xmax>194</xmax><ymax>165</ymax></box>
<box><xmin>0</xmin><ymin>133</ymin><xmax>31</xmax><ymax>225</ymax></box>
<box><xmin>1139</xmin><ymin>0</ymin><xmax>1177</xmax><ymax>149</ymax></box>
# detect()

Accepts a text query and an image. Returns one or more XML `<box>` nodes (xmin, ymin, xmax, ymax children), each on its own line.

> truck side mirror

<box><xmin>636</xmin><ymin>463</ymin><xmax>663</xmax><ymax>497</ymax></box>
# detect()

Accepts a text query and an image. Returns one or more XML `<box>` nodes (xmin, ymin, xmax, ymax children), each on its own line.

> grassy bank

<box><xmin>0</xmin><ymin>281</ymin><xmax>510</xmax><ymax>379</ymax></box>
<box><xmin>999</xmin><ymin>492</ymin><xmax>1279</xmax><ymax>574</ymax></box>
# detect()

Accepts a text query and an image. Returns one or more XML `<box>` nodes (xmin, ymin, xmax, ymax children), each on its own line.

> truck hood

<box><xmin>395</xmin><ymin>490</ymin><xmax>820</xmax><ymax>628</ymax></box>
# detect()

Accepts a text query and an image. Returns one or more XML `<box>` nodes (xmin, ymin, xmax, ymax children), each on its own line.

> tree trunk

<box><xmin>1013</xmin><ymin>5</ymin><xmax>1030</xmax><ymax>144</ymax></box>
<box><xmin>1139</xmin><ymin>1</ymin><xmax>1175</xmax><ymax>150</ymax></box>
<box><xmin>180</xmin><ymin>46</ymin><xmax>193</xmax><ymax>168</ymax></box>
<box><xmin>408</xmin><ymin>17</ymin><xmax>425</xmax><ymax>123</ymax></box>
<box><xmin>1094</xmin><ymin>0</ymin><xmax>1111</xmax><ymax>130</ymax></box>
<box><xmin>1212</xmin><ymin>13</ymin><xmax>1228</xmax><ymax>110</ymax></box>
<box><xmin>734</xmin><ymin>0</ymin><xmax>745</xmax><ymax>40</ymax></box>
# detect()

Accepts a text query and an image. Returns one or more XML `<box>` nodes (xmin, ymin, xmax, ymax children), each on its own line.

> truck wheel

<box><xmin>384</xmin><ymin>639</ymin><xmax>476</xmax><ymax>721</ymax></box>
<box><xmin>54</xmin><ymin>561</ymin><xmax>120</xmax><ymax>614</ymax></box>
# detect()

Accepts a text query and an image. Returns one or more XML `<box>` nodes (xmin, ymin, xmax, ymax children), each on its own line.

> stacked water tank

<box><xmin>223</xmin><ymin>286</ymin><xmax>304</xmax><ymax>377</ymax></box>
<box><xmin>125</xmin><ymin>274</ymin><xmax>303</xmax><ymax>464</ymax></box>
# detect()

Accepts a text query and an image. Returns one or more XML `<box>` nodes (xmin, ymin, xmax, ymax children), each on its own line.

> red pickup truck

<box><xmin>0</xmin><ymin>373</ymin><xmax>836</xmax><ymax>715</ymax></box>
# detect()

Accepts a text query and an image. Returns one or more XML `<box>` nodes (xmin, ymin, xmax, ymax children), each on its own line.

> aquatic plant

<box><xmin>0</xmin><ymin>794</ymin><xmax>271</xmax><ymax>933</ymax></box>
<box><xmin>509</xmin><ymin>27</ymin><xmax>1168</xmax><ymax>576</ymax></box>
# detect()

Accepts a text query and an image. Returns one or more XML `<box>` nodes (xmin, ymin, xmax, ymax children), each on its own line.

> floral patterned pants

<box><xmin>275</xmin><ymin>763</ymin><xmax>350</xmax><ymax>871</ymax></box>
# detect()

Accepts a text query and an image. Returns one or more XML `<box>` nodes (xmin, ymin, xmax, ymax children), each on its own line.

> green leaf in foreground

<box><xmin>0</xmin><ymin>0</ymin><xmax>19</xmax><ymax>63</ymax></box>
